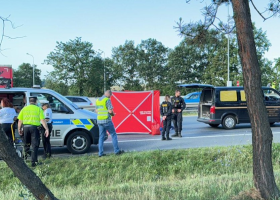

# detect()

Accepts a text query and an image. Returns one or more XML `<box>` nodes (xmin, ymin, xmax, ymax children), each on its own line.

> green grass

<box><xmin>1</xmin><ymin>144</ymin><xmax>280</xmax><ymax>199</ymax></box>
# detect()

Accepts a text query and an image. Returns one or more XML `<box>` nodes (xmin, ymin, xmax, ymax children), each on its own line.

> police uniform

<box><xmin>171</xmin><ymin>96</ymin><xmax>186</xmax><ymax>137</ymax></box>
<box><xmin>18</xmin><ymin>98</ymin><xmax>46</xmax><ymax>166</ymax></box>
<box><xmin>41</xmin><ymin>101</ymin><xmax>53</xmax><ymax>158</ymax></box>
<box><xmin>160</xmin><ymin>101</ymin><xmax>172</xmax><ymax>140</ymax></box>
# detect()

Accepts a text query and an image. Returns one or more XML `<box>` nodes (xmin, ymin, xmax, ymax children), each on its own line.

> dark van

<box><xmin>179</xmin><ymin>84</ymin><xmax>280</xmax><ymax>129</ymax></box>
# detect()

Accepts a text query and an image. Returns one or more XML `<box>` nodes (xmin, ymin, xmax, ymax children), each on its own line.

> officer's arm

<box><xmin>181</xmin><ymin>98</ymin><xmax>186</xmax><ymax>110</ymax></box>
<box><xmin>18</xmin><ymin>120</ymin><xmax>23</xmax><ymax>135</ymax></box>
<box><xmin>171</xmin><ymin>98</ymin><xmax>175</xmax><ymax>109</ymax></box>
<box><xmin>168</xmin><ymin>103</ymin><xmax>172</xmax><ymax>115</ymax></box>
<box><xmin>160</xmin><ymin>104</ymin><xmax>164</xmax><ymax>116</ymax></box>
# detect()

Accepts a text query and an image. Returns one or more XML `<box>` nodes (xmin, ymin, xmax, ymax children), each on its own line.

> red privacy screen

<box><xmin>111</xmin><ymin>91</ymin><xmax>160</xmax><ymax>134</ymax></box>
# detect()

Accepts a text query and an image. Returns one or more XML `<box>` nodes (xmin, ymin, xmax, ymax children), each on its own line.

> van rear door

<box><xmin>178</xmin><ymin>84</ymin><xmax>215</xmax><ymax>120</ymax></box>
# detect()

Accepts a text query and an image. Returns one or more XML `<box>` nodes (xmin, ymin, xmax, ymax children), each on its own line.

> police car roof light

<box><xmin>32</xmin><ymin>85</ymin><xmax>41</xmax><ymax>89</ymax></box>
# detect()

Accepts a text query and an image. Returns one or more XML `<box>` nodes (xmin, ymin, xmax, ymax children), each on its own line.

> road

<box><xmin>47</xmin><ymin>116</ymin><xmax>280</xmax><ymax>157</ymax></box>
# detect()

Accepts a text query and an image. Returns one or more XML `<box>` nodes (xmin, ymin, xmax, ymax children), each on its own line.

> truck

<box><xmin>0</xmin><ymin>65</ymin><xmax>13</xmax><ymax>88</ymax></box>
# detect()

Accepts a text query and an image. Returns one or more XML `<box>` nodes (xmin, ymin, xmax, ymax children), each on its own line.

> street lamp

<box><xmin>98</xmin><ymin>49</ymin><xmax>106</xmax><ymax>92</ymax></box>
<box><xmin>26</xmin><ymin>53</ymin><xmax>35</xmax><ymax>86</ymax></box>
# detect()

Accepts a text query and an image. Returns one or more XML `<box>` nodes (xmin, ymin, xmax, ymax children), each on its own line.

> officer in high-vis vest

<box><xmin>160</xmin><ymin>95</ymin><xmax>172</xmax><ymax>141</ymax></box>
<box><xmin>96</xmin><ymin>90</ymin><xmax>124</xmax><ymax>157</ymax></box>
<box><xmin>18</xmin><ymin>97</ymin><xmax>49</xmax><ymax>167</ymax></box>
<box><xmin>171</xmin><ymin>90</ymin><xmax>186</xmax><ymax>138</ymax></box>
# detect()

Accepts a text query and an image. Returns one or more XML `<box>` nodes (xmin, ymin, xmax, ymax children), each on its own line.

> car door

<box><xmin>263</xmin><ymin>88</ymin><xmax>280</xmax><ymax>123</ymax></box>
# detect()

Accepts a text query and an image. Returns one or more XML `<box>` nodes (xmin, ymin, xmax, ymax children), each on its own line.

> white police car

<box><xmin>0</xmin><ymin>87</ymin><xmax>99</xmax><ymax>154</ymax></box>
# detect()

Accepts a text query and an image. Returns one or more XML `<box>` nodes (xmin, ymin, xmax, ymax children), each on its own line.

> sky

<box><xmin>0</xmin><ymin>0</ymin><xmax>279</xmax><ymax>79</ymax></box>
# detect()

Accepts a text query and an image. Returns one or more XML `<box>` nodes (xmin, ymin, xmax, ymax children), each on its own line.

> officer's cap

<box><xmin>40</xmin><ymin>100</ymin><xmax>49</xmax><ymax>106</ymax></box>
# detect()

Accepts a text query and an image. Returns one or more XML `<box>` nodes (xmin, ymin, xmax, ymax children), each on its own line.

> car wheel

<box><xmin>270</xmin><ymin>122</ymin><xmax>275</xmax><ymax>126</ymax></box>
<box><xmin>222</xmin><ymin>115</ymin><xmax>236</xmax><ymax>129</ymax></box>
<box><xmin>209</xmin><ymin>124</ymin><xmax>219</xmax><ymax>128</ymax></box>
<box><xmin>67</xmin><ymin>131</ymin><xmax>91</xmax><ymax>154</ymax></box>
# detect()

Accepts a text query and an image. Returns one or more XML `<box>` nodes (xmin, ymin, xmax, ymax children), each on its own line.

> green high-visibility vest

<box><xmin>96</xmin><ymin>97</ymin><xmax>109</xmax><ymax>120</ymax></box>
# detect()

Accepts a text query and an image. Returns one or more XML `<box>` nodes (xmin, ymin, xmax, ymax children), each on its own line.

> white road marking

<box><xmin>105</xmin><ymin>131</ymin><xmax>280</xmax><ymax>143</ymax></box>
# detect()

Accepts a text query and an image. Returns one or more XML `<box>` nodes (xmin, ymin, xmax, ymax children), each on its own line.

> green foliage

<box><xmin>2</xmin><ymin>144</ymin><xmax>280</xmax><ymax>199</ymax></box>
<box><xmin>13</xmin><ymin>63</ymin><xmax>42</xmax><ymax>87</ymax></box>
<box><xmin>44</xmin><ymin>37</ymin><xmax>108</xmax><ymax>97</ymax></box>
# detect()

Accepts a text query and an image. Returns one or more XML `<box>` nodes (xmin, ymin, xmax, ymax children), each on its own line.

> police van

<box><xmin>0</xmin><ymin>87</ymin><xmax>99</xmax><ymax>154</ymax></box>
<box><xmin>179</xmin><ymin>84</ymin><xmax>280</xmax><ymax>129</ymax></box>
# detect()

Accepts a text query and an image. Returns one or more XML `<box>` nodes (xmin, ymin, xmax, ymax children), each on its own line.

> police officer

<box><xmin>18</xmin><ymin>97</ymin><xmax>49</xmax><ymax>167</ymax></box>
<box><xmin>171</xmin><ymin>90</ymin><xmax>186</xmax><ymax>137</ymax></box>
<box><xmin>160</xmin><ymin>95</ymin><xmax>172</xmax><ymax>140</ymax></box>
<box><xmin>41</xmin><ymin>100</ymin><xmax>53</xmax><ymax>159</ymax></box>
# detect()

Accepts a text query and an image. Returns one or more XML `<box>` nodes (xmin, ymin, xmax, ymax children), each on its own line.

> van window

<box><xmin>31</xmin><ymin>93</ymin><xmax>70</xmax><ymax>113</ymax></box>
<box><xmin>240</xmin><ymin>90</ymin><xmax>246</xmax><ymax>101</ymax></box>
<box><xmin>263</xmin><ymin>89</ymin><xmax>280</xmax><ymax>101</ymax></box>
<box><xmin>220</xmin><ymin>91</ymin><xmax>237</xmax><ymax>102</ymax></box>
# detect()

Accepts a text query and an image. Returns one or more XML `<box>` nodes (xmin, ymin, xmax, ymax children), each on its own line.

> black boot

<box><xmin>171</xmin><ymin>132</ymin><xmax>178</xmax><ymax>137</ymax></box>
<box><xmin>161</xmin><ymin>136</ymin><xmax>166</xmax><ymax>140</ymax></box>
<box><xmin>178</xmin><ymin>132</ymin><xmax>182</xmax><ymax>137</ymax></box>
<box><xmin>166</xmin><ymin>133</ymin><xmax>172</xmax><ymax>140</ymax></box>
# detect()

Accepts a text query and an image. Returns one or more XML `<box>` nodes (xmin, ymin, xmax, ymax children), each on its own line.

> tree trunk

<box><xmin>0</xmin><ymin>125</ymin><xmax>58</xmax><ymax>200</ymax></box>
<box><xmin>231</xmin><ymin>0</ymin><xmax>280</xmax><ymax>198</ymax></box>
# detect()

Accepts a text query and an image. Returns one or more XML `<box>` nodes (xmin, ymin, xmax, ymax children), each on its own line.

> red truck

<box><xmin>0</xmin><ymin>65</ymin><xmax>13</xmax><ymax>88</ymax></box>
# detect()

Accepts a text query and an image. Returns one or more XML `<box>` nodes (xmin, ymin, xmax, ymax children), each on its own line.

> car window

<box><xmin>189</xmin><ymin>94</ymin><xmax>199</xmax><ymax>99</ymax></box>
<box><xmin>263</xmin><ymin>89</ymin><xmax>280</xmax><ymax>101</ymax></box>
<box><xmin>66</xmin><ymin>97</ymin><xmax>74</xmax><ymax>101</ymax></box>
<box><xmin>75</xmin><ymin>97</ymin><xmax>87</xmax><ymax>102</ymax></box>
<box><xmin>220</xmin><ymin>91</ymin><xmax>237</xmax><ymax>102</ymax></box>
<box><xmin>31</xmin><ymin>92</ymin><xmax>71</xmax><ymax>113</ymax></box>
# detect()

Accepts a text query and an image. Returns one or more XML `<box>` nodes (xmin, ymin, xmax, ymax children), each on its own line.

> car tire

<box><xmin>209</xmin><ymin>124</ymin><xmax>219</xmax><ymax>128</ymax></box>
<box><xmin>66</xmin><ymin>131</ymin><xmax>91</xmax><ymax>154</ymax></box>
<box><xmin>270</xmin><ymin>122</ymin><xmax>275</xmax><ymax>126</ymax></box>
<box><xmin>222</xmin><ymin>115</ymin><xmax>236</xmax><ymax>129</ymax></box>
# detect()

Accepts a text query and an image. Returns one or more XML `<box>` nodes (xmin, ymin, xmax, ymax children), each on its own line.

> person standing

<box><xmin>171</xmin><ymin>90</ymin><xmax>186</xmax><ymax>138</ymax></box>
<box><xmin>41</xmin><ymin>100</ymin><xmax>53</xmax><ymax>159</ymax></box>
<box><xmin>96</xmin><ymin>90</ymin><xmax>124</xmax><ymax>157</ymax></box>
<box><xmin>160</xmin><ymin>95</ymin><xmax>172</xmax><ymax>141</ymax></box>
<box><xmin>0</xmin><ymin>98</ymin><xmax>17</xmax><ymax>145</ymax></box>
<box><xmin>272</xmin><ymin>81</ymin><xmax>276</xmax><ymax>89</ymax></box>
<box><xmin>18</xmin><ymin>97</ymin><xmax>49</xmax><ymax>167</ymax></box>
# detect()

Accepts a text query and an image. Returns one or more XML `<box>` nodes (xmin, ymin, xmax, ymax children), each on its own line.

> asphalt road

<box><xmin>47</xmin><ymin>116</ymin><xmax>280</xmax><ymax>157</ymax></box>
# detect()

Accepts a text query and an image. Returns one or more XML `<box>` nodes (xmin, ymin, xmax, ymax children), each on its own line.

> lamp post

<box><xmin>98</xmin><ymin>49</ymin><xmax>106</xmax><ymax>92</ymax></box>
<box><xmin>26</xmin><ymin>53</ymin><xmax>35</xmax><ymax>86</ymax></box>
<box><xmin>226</xmin><ymin>2</ymin><xmax>232</xmax><ymax>87</ymax></box>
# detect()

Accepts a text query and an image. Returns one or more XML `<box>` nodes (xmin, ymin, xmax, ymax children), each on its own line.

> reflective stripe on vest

<box><xmin>96</xmin><ymin>97</ymin><xmax>109</xmax><ymax>120</ymax></box>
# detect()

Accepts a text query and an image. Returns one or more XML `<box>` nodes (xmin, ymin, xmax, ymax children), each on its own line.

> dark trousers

<box><xmin>23</xmin><ymin>126</ymin><xmax>40</xmax><ymax>164</ymax></box>
<box><xmin>162</xmin><ymin>117</ymin><xmax>171</xmax><ymax>138</ymax></box>
<box><xmin>42</xmin><ymin>123</ymin><xmax>52</xmax><ymax>157</ymax></box>
<box><xmin>172</xmin><ymin>112</ymin><xmax>183</xmax><ymax>133</ymax></box>
<box><xmin>2</xmin><ymin>123</ymin><xmax>13</xmax><ymax>145</ymax></box>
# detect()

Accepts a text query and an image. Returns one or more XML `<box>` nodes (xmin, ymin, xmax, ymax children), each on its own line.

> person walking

<box><xmin>41</xmin><ymin>100</ymin><xmax>53</xmax><ymax>159</ymax></box>
<box><xmin>96</xmin><ymin>90</ymin><xmax>124</xmax><ymax>157</ymax></box>
<box><xmin>171</xmin><ymin>90</ymin><xmax>186</xmax><ymax>138</ymax></box>
<box><xmin>18</xmin><ymin>97</ymin><xmax>49</xmax><ymax>167</ymax></box>
<box><xmin>160</xmin><ymin>95</ymin><xmax>172</xmax><ymax>141</ymax></box>
<box><xmin>0</xmin><ymin>98</ymin><xmax>17</xmax><ymax>145</ymax></box>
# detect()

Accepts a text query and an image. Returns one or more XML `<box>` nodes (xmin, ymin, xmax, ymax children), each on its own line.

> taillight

<box><xmin>210</xmin><ymin>106</ymin><xmax>215</xmax><ymax>114</ymax></box>
<box><xmin>90</xmin><ymin>103</ymin><xmax>93</xmax><ymax>105</ymax></box>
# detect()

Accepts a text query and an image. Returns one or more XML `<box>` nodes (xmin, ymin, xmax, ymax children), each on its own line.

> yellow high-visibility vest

<box><xmin>96</xmin><ymin>97</ymin><xmax>109</xmax><ymax>120</ymax></box>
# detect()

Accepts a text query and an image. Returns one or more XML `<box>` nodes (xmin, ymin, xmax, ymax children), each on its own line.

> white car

<box><xmin>65</xmin><ymin>96</ymin><xmax>93</xmax><ymax>107</ymax></box>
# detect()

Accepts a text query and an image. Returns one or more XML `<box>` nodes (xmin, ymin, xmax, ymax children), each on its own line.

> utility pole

<box><xmin>26</xmin><ymin>53</ymin><xmax>35</xmax><ymax>86</ymax></box>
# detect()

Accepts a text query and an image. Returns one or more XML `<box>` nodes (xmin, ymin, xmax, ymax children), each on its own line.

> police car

<box><xmin>0</xmin><ymin>86</ymin><xmax>99</xmax><ymax>154</ymax></box>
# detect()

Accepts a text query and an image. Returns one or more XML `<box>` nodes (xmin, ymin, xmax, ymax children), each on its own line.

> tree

<box><xmin>0</xmin><ymin>15</ymin><xmax>57</xmax><ymax>200</ymax></box>
<box><xmin>45</xmin><ymin>37</ymin><xmax>105</xmax><ymax>96</ymax></box>
<box><xmin>179</xmin><ymin>0</ymin><xmax>280</xmax><ymax>198</ymax></box>
<box><xmin>137</xmin><ymin>38</ymin><xmax>170</xmax><ymax>91</ymax></box>
<box><xmin>13</xmin><ymin>63</ymin><xmax>42</xmax><ymax>87</ymax></box>
<box><xmin>111</xmin><ymin>40</ymin><xmax>143</xmax><ymax>91</ymax></box>
<box><xmin>44</xmin><ymin>72</ymin><xmax>69</xmax><ymax>95</ymax></box>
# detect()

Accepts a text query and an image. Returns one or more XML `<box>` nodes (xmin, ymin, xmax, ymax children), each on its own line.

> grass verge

<box><xmin>1</xmin><ymin>144</ymin><xmax>280</xmax><ymax>199</ymax></box>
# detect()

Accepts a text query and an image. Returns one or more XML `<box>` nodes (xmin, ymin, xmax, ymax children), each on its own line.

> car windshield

<box><xmin>184</xmin><ymin>94</ymin><xmax>192</xmax><ymax>99</ymax></box>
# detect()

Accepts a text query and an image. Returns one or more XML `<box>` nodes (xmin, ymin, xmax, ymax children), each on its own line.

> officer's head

<box><xmin>40</xmin><ymin>100</ymin><xmax>50</xmax><ymax>110</ymax></box>
<box><xmin>29</xmin><ymin>96</ymin><xmax>38</xmax><ymax>104</ymax></box>
<box><xmin>165</xmin><ymin>95</ymin><xmax>170</xmax><ymax>102</ymax></box>
<box><xmin>175</xmin><ymin>90</ymin><xmax>181</xmax><ymax>97</ymax></box>
<box><xmin>105</xmin><ymin>90</ymin><xmax>112</xmax><ymax>98</ymax></box>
